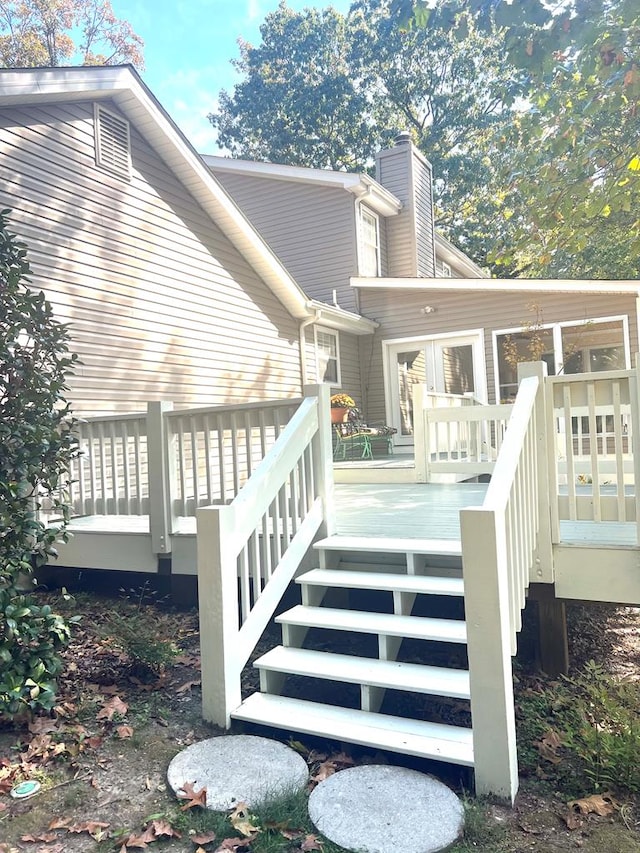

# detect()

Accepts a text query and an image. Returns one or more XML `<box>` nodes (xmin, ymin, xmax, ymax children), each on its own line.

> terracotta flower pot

<box><xmin>331</xmin><ymin>407</ymin><xmax>350</xmax><ymax>424</ymax></box>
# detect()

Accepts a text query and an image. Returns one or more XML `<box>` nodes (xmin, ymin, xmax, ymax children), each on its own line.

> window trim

<box><xmin>492</xmin><ymin>314</ymin><xmax>631</xmax><ymax>403</ymax></box>
<box><xmin>358</xmin><ymin>205</ymin><xmax>381</xmax><ymax>277</ymax></box>
<box><xmin>314</xmin><ymin>326</ymin><xmax>341</xmax><ymax>386</ymax></box>
<box><xmin>94</xmin><ymin>103</ymin><xmax>132</xmax><ymax>179</ymax></box>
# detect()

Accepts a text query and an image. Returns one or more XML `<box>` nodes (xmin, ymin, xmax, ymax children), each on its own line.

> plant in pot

<box><xmin>330</xmin><ymin>393</ymin><xmax>356</xmax><ymax>423</ymax></box>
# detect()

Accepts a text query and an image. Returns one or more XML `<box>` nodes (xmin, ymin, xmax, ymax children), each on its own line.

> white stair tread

<box><xmin>232</xmin><ymin>693</ymin><xmax>474</xmax><ymax>767</ymax></box>
<box><xmin>297</xmin><ymin>569</ymin><xmax>464</xmax><ymax>597</ymax></box>
<box><xmin>255</xmin><ymin>646</ymin><xmax>471</xmax><ymax>699</ymax></box>
<box><xmin>314</xmin><ymin>536</ymin><xmax>462</xmax><ymax>556</ymax></box>
<box><xmin>277</xmin><ymin>606</ymin><xmax>467</xmax><ymax>644</ymax></box>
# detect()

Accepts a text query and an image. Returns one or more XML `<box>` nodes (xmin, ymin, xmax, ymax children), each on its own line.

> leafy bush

<box><xmin>0</xmin><ymin>210</ymin><xmax>79</xmax><ymax>719</ymax></box>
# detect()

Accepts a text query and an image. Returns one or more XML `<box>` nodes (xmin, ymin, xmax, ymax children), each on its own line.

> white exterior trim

<box><xmin>314</xmin><ymin>326</ymin><xmax>341</xmax><ymax>386</ymax></box>
<box><xmin>353</xmin><ymin>277</ymin><xmax>640</xmax><ymax>294</ymax></box>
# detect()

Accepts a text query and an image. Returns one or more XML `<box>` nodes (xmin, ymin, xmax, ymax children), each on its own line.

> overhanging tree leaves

<box><xmin>0</xmin><ymin>0</ymin><xmax>144</xmax><ymax>68</ymax></box>
<box><xmin>0</xmin><ymin>210</ymin><xmax>79</xmax><ymax>718</ymax></box>
<box><xmin>394</xmin><ymin>0</ymin><xmax>640</xmax><ymax>277</ymax></box>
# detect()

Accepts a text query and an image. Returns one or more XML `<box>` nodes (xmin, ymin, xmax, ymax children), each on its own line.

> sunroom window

<box><xmin>359</xmin><ymin>207</ymin><xmax>380</xmax><ymax>276</ymax></box>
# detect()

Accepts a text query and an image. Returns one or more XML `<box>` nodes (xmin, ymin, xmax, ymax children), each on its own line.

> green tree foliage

<box><xmin>209</xmin><ymin>0</ymin><xmax>526</xmax><ymax>267</ymax></box>
<box><xmin>0</xmin><ymin>0</ymin><xmax>144</xmax><ymax>68</ymax></box>
<box><xmin>394</xmin><ymin>0</ymin><xmax>640</xmax><ymax>278</ymax></box>
<box><xmin>0</xmin><ymin>210</ymin><xmax>79</xmax><ymax>718</ymax></box>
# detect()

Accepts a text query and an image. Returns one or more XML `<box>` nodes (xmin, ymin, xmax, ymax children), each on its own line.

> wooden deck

<box><xmin>60</xmin><ymin>481</ymin><xmax>637</xmax><ymax>548</ymax></box>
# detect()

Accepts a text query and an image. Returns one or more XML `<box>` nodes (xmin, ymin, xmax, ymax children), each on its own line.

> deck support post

<box><xmin>529</xmin><ymin>584</ymin><xmax>569</xmax><ymax>676</ymax></box>
<box><xmin>197</xmin><ymin>504</ymin><xmax>240</xmax><ymax>727</ymax></box>
<box><xmin>460</xmin><ymin>506</ymin><xmax>518</xmax><ymax>803</ymax></box>
<box><xmin>304</xmin><ymin>384</ymin><xmax>336</xmax><ymax>538</ymax></box>
<box><xmin>517</xmin><ymin>362</ymin><xmax>554</xmax><ymax>581</ymax></box>
<box><xmin>147</xmin><ymin>401</ymin><xmax>174</xmax><ymax>555</ymax></box>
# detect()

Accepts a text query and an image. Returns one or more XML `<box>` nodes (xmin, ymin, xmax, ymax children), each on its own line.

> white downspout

<box><xmin>299</xmin><ymin>306</ymin><xmax>321</xmax><ymax>388</ymax></box>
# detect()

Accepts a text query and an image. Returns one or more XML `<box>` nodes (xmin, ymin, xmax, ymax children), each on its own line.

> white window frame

<box><xmin>491</xmin><ymin>314</ymin><xmax>631</xmax><ymax>403</ymax></box>
<box><xmin>358</xmin><ymin>206</ymin><xmax>381</xmax><ymax>277</ymax></box>
<box><xmin>94</xmin><ymin>103</ymin><xmax>132</xmax><ymax>179</ymax></box>
<box><xmin>314</xmin><ymin>326</ymin><xmax>341</xmax><ymax>386</ymax></box>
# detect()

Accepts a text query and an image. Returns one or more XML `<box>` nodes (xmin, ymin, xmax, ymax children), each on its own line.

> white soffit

<box><xmin>0</xmin><ymin>66</ymin><xmax>312</xmax><ymax>321</ymax></box>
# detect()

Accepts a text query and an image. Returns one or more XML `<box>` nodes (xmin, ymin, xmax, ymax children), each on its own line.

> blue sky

<box><xmin>111</xmin><ymin>0</ymin><xmax>353</xmax><ymax>153</ymax></box>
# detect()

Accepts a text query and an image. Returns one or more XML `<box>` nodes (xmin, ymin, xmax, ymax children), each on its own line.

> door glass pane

<box><xmin>440</xmin><ymin>344</ymin><xmax>474</xmax><ymax>395</ymax></box>
<box><xmin>396</xmin><ymin>350</ymin><xmax>424</xmax><ymax>436</ymax></box>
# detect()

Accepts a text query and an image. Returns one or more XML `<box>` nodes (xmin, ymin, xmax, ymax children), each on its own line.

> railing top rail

<box><xmin>218</xmin><ymin>396</ymin><xmax>318</xmax><ymax>549</ymax></box>
<box><xmin>164</xmin><ymin>397</ymin><xmax>303</xmax><ymax>421</ymax></box>
<box><xmin>482</xmin><ymin>375</ymin><xmax>540</xmax><ymax>512</ymax></box>
<box><xmin>547</xmin><ymin>368</ymin><xmax>632</xmax><ymax>386</ymax></box>
<box><xmin>427</xmin><ymin>403</ymin><xmax>513</xmax><ymax>422</ymax></box>
<box><xmin>76</xmin><ymin>412</ymin><xmax>147</xmax><ymax>425</ymax></box>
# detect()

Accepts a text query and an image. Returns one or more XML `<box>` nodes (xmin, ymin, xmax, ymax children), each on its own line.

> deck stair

<box><xmin>231</xmin><ymin>535</ymin><xmax>475</xmax><ymax>770</ymax></box>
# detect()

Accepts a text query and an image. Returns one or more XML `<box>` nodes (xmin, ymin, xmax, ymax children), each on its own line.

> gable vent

<box><xmin>94</xmin><ymin>104</ymin><xmax>131</xmax><ymax>179</ymax></box>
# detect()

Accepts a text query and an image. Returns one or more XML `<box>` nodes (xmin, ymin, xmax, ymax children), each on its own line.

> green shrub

<box><xmin>0</xmin><ymin>210</ymin><xmax>79</xmax><ymax>719</ymax></box>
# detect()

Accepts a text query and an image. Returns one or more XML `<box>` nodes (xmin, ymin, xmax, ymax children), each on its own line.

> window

<box><xmin>94</xmin><ymin>103</ymin><xmax>131</xmax><ymax>179</ymax></box>
<box><xmin>359</xmin><ymin>207</ymin><xmax>380</xmax><ymax>276</ymax></box>
<box><xmin>437</xmin><ymin>261</ymin><xmax>452</xmax><ymax>277</ymax></box>
<box><xmin>495</xmin><ymin>317</ymin><xmax>628</xmax><ymax>403</ymax></box>
<box><xmin>315</xmin><ymin>328</ymin><xmax>341</xmax><ymax>385</ymax></box>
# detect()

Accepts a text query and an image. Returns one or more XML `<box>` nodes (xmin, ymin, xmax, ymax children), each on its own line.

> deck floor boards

<box><xmin>60</xmin><ymin>482</ymin><xmax>637</xmax><ymax>548</ymax></box>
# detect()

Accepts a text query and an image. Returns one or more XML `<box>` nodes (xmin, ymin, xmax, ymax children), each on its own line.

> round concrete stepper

<box><xmin>308</xmin><ymin>764</ymin><xmax>464</xmax><ymax>853</ymax></box>
<box><xmin>166</xmin><ymin>735</ymin><xmax>309</xmax><ymax>811</ymax></box>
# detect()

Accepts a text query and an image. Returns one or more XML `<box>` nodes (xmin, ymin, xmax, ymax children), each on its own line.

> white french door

<box><xmin>385</xmin><ymin>332</ymin><xmax>486</xmax><ymax>445</ymax></box>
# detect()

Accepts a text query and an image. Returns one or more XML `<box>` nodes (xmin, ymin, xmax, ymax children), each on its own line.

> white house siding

<box><xmin>211</xmin><ymin>171</ymin><xmax>360</xmax><ymax>313</ymax></box>
<box><xmin>359</xmin><ymin>287</ymin><xmax>639</xmax><ymax>422</ymax></box>
<box><xmin>0</xmin><ymin>100</ymin><xmax>302</xmax><ymax>416</ymax></box>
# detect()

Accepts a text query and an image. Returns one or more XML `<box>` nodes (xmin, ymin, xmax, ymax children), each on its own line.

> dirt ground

<box><xmin>0</xmin><ymin>590</ymin><xmax>638</xmax><ymax>853</ymax></box>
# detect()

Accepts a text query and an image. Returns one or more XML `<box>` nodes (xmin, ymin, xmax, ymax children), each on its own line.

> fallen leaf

<box><xmin>214</xmin><ymin>837</ymin><xmax>256</xmax><ymax>851</ymax></box>
<box><xmin>534</xmin><ymin>729</ymin><xmax>563</xmax><ymax>764</ymax></box>
<box><xmin>97</xmin><ymin>696</ymin><xmax>128</xmax><ymax>721</ymax></box>
<box><xmin>28</xmin><ymin>718</ymin><xmax>58</xmax><ymax>735</ymax></box>
<box><xmin>20</xmin><ymin>834</ymin><xmax>58</xmax><ymax>843</ymax></box>
<box><xmin>67</xmin><ymin>820</ymin><xmax>110</xmax><ymax>839</ymax></box>
<box><xmin>192</xmin><ymin>831</ymin><xmax>217</xmax><ymax>844</ymax></box>
<box><xmin>229</xmin><ymin>802</ymin><xmax>261</xmax><ymax>837</ymax></box>
<box><xmin>176</xmin><ymin>679</ymin><xmax>201</xmax><ymax>694</ymax></box>
<box><xmin>148</xmin><ymin>818</ymin><xmax>181</xmax><ymax>838</ymax></box>
<box><xmin>177</xmin><ymin>780</ymin><xmax>207</xmax><ymax>810</ymax></box>
<box><xmin>116</xmin><ymin>724</ymin><xmax>134</xmax><ymax>739</ymax></box>
<box><xmin>566</xmin><ymin>792</ymin><xmax>619</xmax><ymax>830</ymax></box>
<box><xmin>300</xmin><ymin>834</ymin><xmax>324</xmax><ymax>851</ymax></box>
<box><xmin>48</xmin><ymin>817</ymin><xmax>72</xmax><ymax>831</ymax></box>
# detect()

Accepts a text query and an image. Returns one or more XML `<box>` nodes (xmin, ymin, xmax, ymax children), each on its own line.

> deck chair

<box><xmin>333</xmin><ymin>409</ymin><xmax>397</xmax><ymax>460</ymax></box>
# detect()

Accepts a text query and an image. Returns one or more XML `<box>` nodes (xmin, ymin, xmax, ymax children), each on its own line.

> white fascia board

<box><xmin>204</xmin><ymin>155</ymin><xmax>402</xmax><ymax>217</ymax></box>
<box><xmin>0</xmin><ymin>66</ymin><xmax>312</xmax><ymax>321</ymax></box>
<box><xmin>308</xmin><ymin>300</ymin><xmax>377</xmax><ymax>335</ymax></box>
<box><xmin>351</xmin><ymin>277</ymin><xmax>640</xmax><ymax>295</ymax></box>
<box><xmin>434</xmin><ymin>233</ymin><xmax>488</xmax><ymax>279</ymax></box>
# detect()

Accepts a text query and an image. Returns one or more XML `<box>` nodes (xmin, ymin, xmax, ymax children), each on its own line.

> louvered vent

<box><xmin>94</xmin><ymin>104</ymin><xmax>131</xmax><ymax>178</ymax></box>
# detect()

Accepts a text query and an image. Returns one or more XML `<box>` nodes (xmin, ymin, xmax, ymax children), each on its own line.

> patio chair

<box><xmin>333</xmin><ymin>409</ymin><xmax>397</xmax><ymax>460</ymax></box>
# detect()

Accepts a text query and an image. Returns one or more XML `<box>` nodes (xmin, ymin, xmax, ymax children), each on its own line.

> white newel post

<box><xmin>461</xmin><ymin>506</ymin><xmax>519</xmax><ymax>803</ymax></box>
<box><xmin>304</xmin><ymin>384</ymin><xmax>336</xmax><ymax>538</ymax></box>
<box><xmin>197</xmin><ymin>503</ymin><xmax>241</xmax><ymax>727</ymax></box>
<box><xmin>517</xmin><ymin>362</ymin><xmax>554</xmax><ymax>582</ymax></box>
<box><xmin>147</xmin><ymin>401</ymin><xmax>174</xmax><ymax>555</ymax></box>
<box><xmin>413</xmin><ymin>384</ymin><xmax>428</xmax><ymax>483</ymax></box>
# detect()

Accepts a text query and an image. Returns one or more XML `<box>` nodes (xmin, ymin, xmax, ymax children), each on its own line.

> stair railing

<box><xmin>197</xmin><ymin>384</ymin><xmax>335</xmax><ymax>727</ymax></box>
<box><xmin>460</xmin><ymin>361</ymin><xmax>552</xmax><ymax>802</ymax></box>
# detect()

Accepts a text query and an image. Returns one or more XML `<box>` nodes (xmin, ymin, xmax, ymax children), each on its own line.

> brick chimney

<box><xmin>375</xmin><ymin>132</ymin><xmax>436</xmax><ymax>277</ymax></box>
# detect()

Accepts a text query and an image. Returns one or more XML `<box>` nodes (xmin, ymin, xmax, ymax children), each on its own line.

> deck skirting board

<box><xmin>554</xmin><ymin>544</ymin><xmax>640</xmax><ymax>604</ymax></box>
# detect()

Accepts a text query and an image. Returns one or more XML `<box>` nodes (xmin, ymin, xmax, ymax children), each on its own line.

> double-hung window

<box><xmin>315</xmin><ymin>327</ymin><xmax>341</xmax><ymax>385</ymax></box>
<box><xmin>359</xmin><ymin>207</ymin><xmax>381</xmax><ymax>276</ymax></box>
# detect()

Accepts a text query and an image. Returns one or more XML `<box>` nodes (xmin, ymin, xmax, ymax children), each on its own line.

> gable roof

<box><xmin>0</xmin><ymin>64</ymin><xmax>374</xmax><ymax>335</ymax></box>
<box><xmin>203</xmin><ymin>154</ymin><xmax>402</xmax><ymax>218</ymax></box>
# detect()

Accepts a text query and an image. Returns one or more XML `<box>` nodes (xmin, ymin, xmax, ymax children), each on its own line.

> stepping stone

<box><xmin>167</xmin><ymin>735</ymin><xmax>308</xmax><ymax>811</ymax></box>
<box><xmin>308</xmin><ymin>764</ymin><xmax>464</xmax><ymax>853</ymax></box>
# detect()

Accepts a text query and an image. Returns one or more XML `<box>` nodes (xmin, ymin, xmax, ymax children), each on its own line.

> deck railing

<box><xmin>413</xmin><ymin>385</ymin><xmax>511</xmax><ymax>482</ymax></box>
<box><xmin>197</xmin><ymin>385</ymin><xmax>334</xmax><ymax>727</ymax></box>
<box><xmin>460</xmin><ymin>362</ymin><xmax>552</xmax><ymax>800</ymax></box>
<box><xmin>546</xmin><ymin>368</ymin><xmax>640</xmax><ymax>539</ymax></box>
